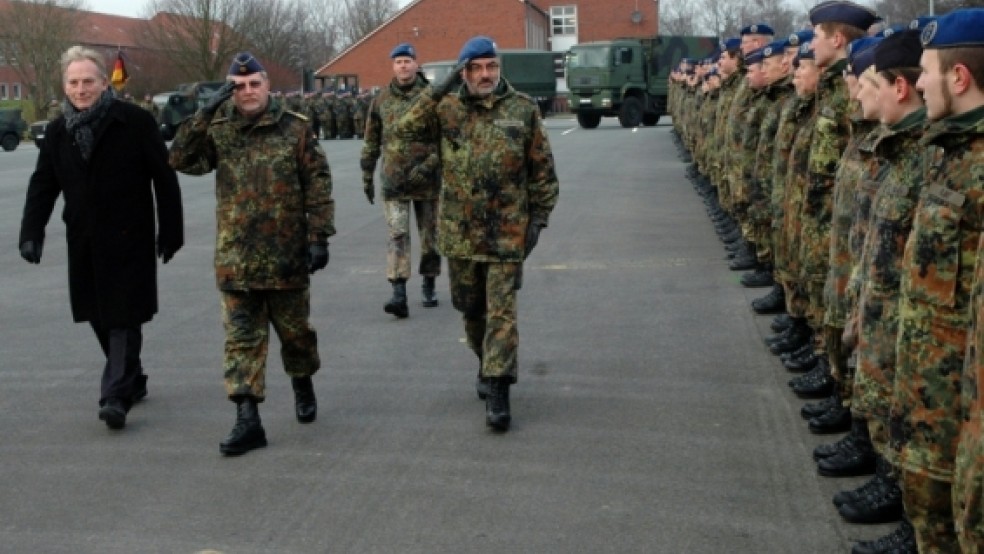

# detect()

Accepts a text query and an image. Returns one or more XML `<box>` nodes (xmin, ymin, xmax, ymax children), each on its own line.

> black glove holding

<box><xmin>307</xmin><ymin>242</ymin><xmax>329</xmax><ymax>274</ymax></box>
<box><xmin>19</xmin><ymin>240</ymin><xmax>42</xmax><ymax>264</ymax></box>
<box><xmin>430</xmin><ymin>60</ymin><xmax>468</xmax><ymax>100</ymax></box>
<box><xmin>157</xmin><ymin>239</ymin><xmax>180</xmax><ymax>264</ymax></box>
<box><xmin>524</xmin><ymin>222</ymin><xmax>545</xmax><ymax>258</ymax></box>
<box><xmin>203</xmin><ymin>80</ymin><xmax>236</xmax><ymax>118</ymax></box>
<box><xmin>362</xmin><ymin>170</ymin><xmax>375</xmax><ymax>204</ymax></box>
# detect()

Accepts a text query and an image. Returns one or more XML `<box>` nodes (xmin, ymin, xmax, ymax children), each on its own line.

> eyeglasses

<box><xmin>466</xmin><ymin>62</ymin><xmax>500</xmax><ymax>73</ymax></box>
<box><xmin>233</xmin><ymin>80</ymin><xmax>264</xmax><ymax>91</ymax></box>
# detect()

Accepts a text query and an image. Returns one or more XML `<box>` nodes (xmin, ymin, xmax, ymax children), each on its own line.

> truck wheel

<box><xmin>1</xmin><ymin>133</ymin><xmax>18</xmax><ymax>151</ymax></box>
<box><xmin>642</xmin><ymin>113</ymin><xmax>660</xmax><ymax>126</ymax></box>
<box><xmin>576</xmin><ymin>112</ymin><xmax>601</xmax><ymax>129</ymax></box>
<box><xmin>618</xmin><ymin>97</ymin><xmax>643</xmax><ymax>128</ymax></box>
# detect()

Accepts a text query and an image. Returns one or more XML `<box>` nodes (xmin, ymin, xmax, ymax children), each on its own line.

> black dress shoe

<box><xmin>809</xmin><ymin>404</ymin><xmax>852</xmax><ymax>434</ymax></box>
<box><xmin>817</xmin><ymin>441</ymin><xmax>876</xmax><ymax>477</ymax></box>
<box><xmin>850</xmin><ymin>520</ymin><xmax>917</xmax><ymax>554</ymax></box>
<box><xmin>98</xmin><ymin>398</ymin><xmax>127</xmax><ymax>430</ymax></box>
<box><xmin>838</xmin><ymin>479</ymin><xmax>904</xmax><ymax>523</ymax></box>
<box><xmin>770</xmin><ymin>313</ymin><xmax>792</xmax><ymax>333</ymax></box>
<box><xmin>291</xmin><ymin>376</ymin><xmax>317</xmax><ymax>423</ymax></box>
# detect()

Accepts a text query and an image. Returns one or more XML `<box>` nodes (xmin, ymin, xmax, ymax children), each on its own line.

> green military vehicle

<box><xmin>566</xmin><ymin>35</ymin><xmax>717</xmax><ymax>128</ymax></box>
<box><xmin>0</xmin><ymin>108</ymin><xmax>28</xmax><ymax>151</ymax></box>
<box><xmin>422</xmin><ymin>49</ymin><xmax>557</xmax><ymax>114</ymax></box>
<box><xmin>158</xmin><ymin>81</ymin><xmax>225</xmax><ymax>140</ymax></box>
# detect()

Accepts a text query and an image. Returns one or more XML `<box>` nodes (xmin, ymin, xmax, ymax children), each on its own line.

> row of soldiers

<box><xmin>670</xmin><ymin>2</ymin><xmax>984</xmax><ymax>553</ymax></box>
<box><xmin>281</xmin><ymin>89</ymin><xmax>375</xmax><ymax>140</ymax></box>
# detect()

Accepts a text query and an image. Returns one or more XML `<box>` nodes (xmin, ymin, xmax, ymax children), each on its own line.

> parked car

<box><xmin>0</xmin><ymin>108</ymin><xmax>28</xmax><ymax>151</ymax></box>
<box><xmin>29</xmin><ymin>119</ymin><xmax>48</xmax><ymax>148</ymax></box>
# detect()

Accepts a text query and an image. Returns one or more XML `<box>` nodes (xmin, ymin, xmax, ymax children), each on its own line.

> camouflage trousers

<box><xmin>383</xmin><ymin>199</ymin><xmax>440</xmax><ymax>282</ymax></box>
<box><xmin>900</xmin><ymin>470</ymin><xmax>959</xmax><ymax>553</ymax></box>
<box><xmin>955</xmin><ymin>417</ymin><xmax>984</xmax><ymax>553</ymax></box>
<box><xmin>823</xmin><ymin>325</ymin><xmax>851</xmax><ymax>401</ymax></box>
<box><xmin>867</xmin><ymin>417</ymin><xmax>894</xmax><ymax>464</ymax></box>
<box><xmin>447</xmin><ymin>259</ymin><xmax>520</xmax><ymax>383</ymax></box>
<box><xmin>780</xmin><ymin>277</ymin><xmax>809</xmax><ymax>319</ymax></box>
<box><xmin>806</xmin><ymin>278</ymin><xmax>827</xmax><ymax>355</ymax></box>
<box><xmin>751</xmin><ymin>222</ymin><xmax>772</xmax><ymax>264</ymax></box>
<box><xmin>220</xmin><ymin>289</ymin><xmax>320</xmax><ymax>400</ymax></box>
<box><xmin>853</xmin><ymin>292</ymin><xmax>900</xmax><ymax>443</ymax></box>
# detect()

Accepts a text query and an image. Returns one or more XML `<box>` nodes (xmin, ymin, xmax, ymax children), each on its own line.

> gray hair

<box><xmin>60</xmin><ymin>45</ymin><xmax>108</xmax><ymax>79</ymax></box>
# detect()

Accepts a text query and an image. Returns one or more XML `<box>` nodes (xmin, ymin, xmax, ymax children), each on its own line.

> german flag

<box><xmin>110</xmin><ymin>51</ymin><xmax>128</xmax><ymax>91</ymax></box>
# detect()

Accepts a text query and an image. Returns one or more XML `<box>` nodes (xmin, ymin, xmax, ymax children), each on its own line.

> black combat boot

<box><xmin>740</xmin><ymin>263</ymin><xmax>774</xmax><ymax>288</ymax></box>
<box><xmin>769</xmin><ymin>320</ymin><xmax>812</xmax><ymax>355</ymax></box>
<box><xmin>751</xmin><ymin>284</ymin><xmax>785</xmax><ymax>314</ymax></box>
<box><xmin>485</xmin><ymin>377</ymin><xmax>511</xmax><ymax>432</ymax></box>
<box><xmin>784</xmin><ymin>349</ymin><xmax>819</xmax><ymax>372</ymax></box>
<box><xmin>770</xmin><ymin>313</ymin><xmax>792</xmax><ymax>333</ymax></box>
<box><xmin>220</xmin><ymin>396</ymin><xmax>267</xmax><ymax>456</ymax></box>
<box><xmin>817</xmin><ymin>418</ymin><xmax>876</xmax><ymax>477</ymax></box>
<box><xmin>808</xmin><ymin>402</ymin><xmax>852</xmax><ymax>434</ymax></box>
<box><xmin>850</xmin><ymin>519</ymin><xmax>917</xmax><ymax>554</ymax></box>
<box><xmin>291</xmin><ymin>376</ymin><xmax>317</xmax><ymax>423</ymax></box>
<box><xmin>384</xmin><ymin>279</ymin><xmax>409</xmax><ymax>318</ymax></box>
<box><xmin>728</xmin><ymin>251</ymin><xmax>757</xmax><ymax>271</ymax></box>
<box><xmin>803</xmin><ymin>392</ymin><xmax>840</xmax><ymax>420</ymax></box>
<box><xmin>838</xmin><ymin>473</ymin><xmax>903</xmax><ymax>524</ymax></box>
<box><xmin>780</xmin><ymin>342</ymin><xmax>812</xmax><ymax>362</ymax></box>
<box><xmin>476</xmin><ymin>373</ymin><xmax>490</xmax><ymax>400</ymax></box>
<box><xmin>422</xmin><ymin>276</ymin><xmax>438</xmax><ymax>308</ymax></box>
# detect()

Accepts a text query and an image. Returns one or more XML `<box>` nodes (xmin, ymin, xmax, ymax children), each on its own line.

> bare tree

<box><xmin>0</xmin><ymin>0</ymin><xmax>89</xmax><ymax>118</ymax></box>
<box><xmin>659</xmin><ymin>0</ymin><xmax>701</xmax><ymax>35</ymax></box>
<box><xmin>140</xmin><ymin>0</ymin><xmax>256</xmax><ymax>82</ymax></box>
<box><xmin>298</xmin><ymin>0</ymin><xmax>344</xmax><ymax>67</ymax></box>
<box><xmin>337</xmin><ymin>0</ymin><xmax>398</xmax><ymax>47</ymax></box>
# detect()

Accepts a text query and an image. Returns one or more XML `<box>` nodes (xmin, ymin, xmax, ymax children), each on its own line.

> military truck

<box><xmin>566</xmin><ymin>35</ymin><xmax>717</xmax><ymax>129</ymax></box>
<box><xmin>158</xmin><ymin>81</ymin><xmax>225</xmax><ymax>140</ymax></box>
<box><xmin>421</xmin><ymin>49</ymin><xmax>557</xmax><ymax>114</ymax></box>
<box><xmin>0</xmin><ymin>108</ymin><xmax>28</xmax><ymax>151</ymax></box>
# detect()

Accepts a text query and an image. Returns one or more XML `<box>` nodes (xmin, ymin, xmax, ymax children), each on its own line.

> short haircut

<box><xmin>60</xmin><ymin>46</ymin><xmax>107</xmax><ymax>79</ymax></box>
<box><xmin>878</xmin><ymin>67</ymin><xmax>922</xmax><ymax>88</ymax></box>
<box><xmin>938</xmin><ymin>47</ymin><xmax>984</xmax><ymax>92</ymax></box>
<box><xmin>818</xmin><ymin>22</ymin><xmax>867</xmax><ymax>46</ymax></box>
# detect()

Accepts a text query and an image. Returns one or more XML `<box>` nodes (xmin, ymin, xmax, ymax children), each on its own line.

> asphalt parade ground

<box><xmin>0</xmin><ymin>118</ymin><xmax>890</xmax><ymax>553</ymax></box>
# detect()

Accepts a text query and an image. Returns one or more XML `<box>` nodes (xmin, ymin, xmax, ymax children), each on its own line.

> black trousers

<box><xmin>90</xmin><ymin>322</ymin><xmax>143</xmax><ymax>408</ymax></box>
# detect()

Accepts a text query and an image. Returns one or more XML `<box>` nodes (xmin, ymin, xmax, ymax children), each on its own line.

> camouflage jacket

<box><xmin>360</xmin><ymin>74</ymin><xmax>440</xmax><ymax>201</ymax></box>
<box><xmin>748</xmin><ymin>76</ymin><xmax>794</xmax><ymax>225</ymax></box>
<box><xmin>721</xmin><ymin>77</ymin><xmax>751</xmax><ymax>193</ymax></box>
<box><xmin>398</xmin><ymin>78</ymin><xmax>559</xmax><ymax>261</ymax></box>
<box><xmin>168</xmin><ymin>97</ymin><xmax>335</xmax><ymax>290</ymax></box>
<box><xmin>709</xmin><ymin>72</ymin><xmax>742</xmax><ymax>187</ymax></box>
<box><xmin>771</xmin><ymin>94</ymin><xmax>806</xmax><ymax>231</ymax></box>
<box><xmin>778</xmin><ymin>95</ymin><xmax>817</xmax><ymax>281</ymax></box>
<box><xmin>893</xmin><ymin>104</ymin><xmax>984</xmax><ymax>478</ymax></box>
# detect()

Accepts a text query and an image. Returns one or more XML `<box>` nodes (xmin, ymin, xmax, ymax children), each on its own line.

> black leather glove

<box><xmin>157</xmin><ymin>240</ymin><xmax>180</xmax><ymax>264</ymax></box>
<box><xmin>307</xmin><ymin>242</ymin><xmax>329</xmax><ymax>274</ymax></box>
<box><xmin>203</xmin><ymin>81</ymin><xmax>236</xmax><ymax>118</ymax></box>
<box><xmin>20</xmin><ymin>240</ymin><xmax>42</xmax><ymax>264</ymax></box>
<box><xmin>362</xmin><ymin>170</ymin><xmax>375</xmax><ymax>204</ymax></box>
<box><xmin>524</xmin><ymin>222</ymin><xmax>544</xmax><ymax>258</ymax></box>
<box><xmin>430</xmin><ymin>61</ymin><xmax>468</xmax><ymax>100</ymax></box>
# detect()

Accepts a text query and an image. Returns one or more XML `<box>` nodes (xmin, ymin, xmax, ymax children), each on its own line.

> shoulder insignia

<box><xmin>285</xmin><ymin>110</ymin><xmax>309</xmax><ymax>122</ymax></box>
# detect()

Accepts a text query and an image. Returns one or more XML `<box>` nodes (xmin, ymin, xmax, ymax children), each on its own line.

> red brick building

<box><xmin>316</xmin><ymin>0</ymin><xmax>659</xmax><ymax>92</ymax></box>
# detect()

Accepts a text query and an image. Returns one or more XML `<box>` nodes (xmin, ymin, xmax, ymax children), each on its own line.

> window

<box><xmin>551</xmin><ymin>6</ymin><xmax>576</xmax><ymax>37</ymax></box>
<box><xmin>0</xmin><ymin>84</ymin><xmax>6</xmax><ymax>99</ymax></box>
<box><xmin>12</xmin><ymin>83</ymin><xmax>20</xmax><ymax>100</ymax></box>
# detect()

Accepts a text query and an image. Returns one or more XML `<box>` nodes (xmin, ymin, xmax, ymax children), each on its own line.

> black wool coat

<box><xmin>19</xmin><ymin>100</ymin><xmax>184</xmax><ymax>327</ymax></box>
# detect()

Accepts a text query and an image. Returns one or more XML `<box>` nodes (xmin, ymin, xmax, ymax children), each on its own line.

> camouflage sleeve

<box><xmin>168</xmin><ymin>112</ymin><xmax>216</xmax><ymax>175</ymax></box>
<box><xmin>360</xmin><ymin>98</ymin><xmax>382</xmax><ymax>172</ymax></box>
<box><xmin>527</xmin><ymin>108</ymin><xmax>559</xmax><ymax>226</ymax></box>
<box><xmin>298</xmin><ymin>126</ymin><xmax>336</xmax><ymax>242</ymax></box>
<box><xmin>396</xmin><ymin>89</ymin><xmax>440</xmax><ymax>142</ymax></box>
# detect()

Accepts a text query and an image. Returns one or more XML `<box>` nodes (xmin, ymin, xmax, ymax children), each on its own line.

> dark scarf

<box><xmin>63</xmin><ymin>89</ymin><xmax>114</xmax><ymax>161</ymax></box>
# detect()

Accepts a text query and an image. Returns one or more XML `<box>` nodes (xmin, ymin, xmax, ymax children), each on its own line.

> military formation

<box><xmin>670</xmin><ymin>2</ymin><xmax>984</xmax><ymax>553</ymax></box>
<box><xmin>277</xmin><ymin>88</ymin><xmax>374</xmax><ymax>140</ymax></box>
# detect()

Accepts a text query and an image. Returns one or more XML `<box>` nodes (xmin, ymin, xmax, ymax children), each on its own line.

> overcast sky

<box><xmin>85</xmin><ymin>0</ymin><xmax>415</xmax><ymax>18</ymax></box>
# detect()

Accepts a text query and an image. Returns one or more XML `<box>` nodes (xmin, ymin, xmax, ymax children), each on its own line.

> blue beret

<box><xmin>787</xmin><ymin>29</ymin><xmax>815</xmax><ymax>47</ymax></box>
<box><xmin>740</xmin><ymin>23</ymin><xmax>775</xmax><ymax>36</ymax></box>
<box><xmin>909</xmin><ymin>16</ymin><xmax>936</xmax><ymax>31</ymax></box>
<box><xmin>847</xmin><ymin>37</ymin><xmax>882</xmax><ymax>76</ymax></box>
<box><xmin>390</xmin><ymin>42</ymin><xmax>416</xmax><ymax>59</ymax></box>
<box><xmin>745</xmin><ymin>47</ymin><xmax>765</xmax><ymax>65</ymax></box>
<box><xmin>921</xmin><ymin>9</ymin><xmax>984</xmax><ymax>48</ymax></box>
<box><xmin>874</xmin><ymin>30</ymin><xmax>923</xmax><ymax>72</ymax></box>
<box><xmin>228</xmin><ymin>52</ymin><xmax>265</xmax><ymax>76</ymax></box>
<box><xmin>705</xmin><ymin>67</ymin><xmax>719</xmax><ymax>79</ymax></box>
<box><xmin>458</xmin><ymin>35</ymin><xmax>497</xmax><ymax>63</ymax></box>
<box><xmin>809</xmin><ymin>1</ymin><xmax>878</xmax><ymax>30</ymax></box>
<box><xmin>877</xmin><ymin>24</ymin><xmax>906</xmax><ymax>38</ymax></box>
<box><xmin>720</xmin><ymin>37</ymin><xmax>741</xmax><ymax>51</ymax></box>
<box><xmin>762</xmin><ymin>40</ymin><xmax>787</xmax><ymax>59</ymax></box>
<box><xmin>797</xmin><ymin>42</ymin><xmax>815</xmax><ymax>61</ymax></box>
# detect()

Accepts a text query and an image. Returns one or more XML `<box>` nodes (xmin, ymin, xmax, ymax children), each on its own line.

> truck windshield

<box><xmin>567</xmin><ymin>46</ymin><xmax>610</xmax><ymax>69</ymax></box>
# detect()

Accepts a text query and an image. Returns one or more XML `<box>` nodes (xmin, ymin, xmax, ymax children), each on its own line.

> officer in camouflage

<box><xmin>169</xmin><ymin>52</ymin><xmax>335</xmax><ymax>456</ymax></box>
<box><xmin>360</xmin><ymin>42</ymin><xmax>442</xmax><ymax>318</ymax></box>
<box><xmin>397</xmin><ymin>36</ymin><xmax>559</xmax><ymax>432</ymax></box>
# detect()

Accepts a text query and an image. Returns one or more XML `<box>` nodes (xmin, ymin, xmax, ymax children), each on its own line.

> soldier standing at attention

<box><xmin>397</xmin><ymin>36</ymin><xmax>559</xmax><ymax>432</ymax></box>
<box><xmin>360</xmin><ymin>43</ymin><xmax>442</xmax><ymax>318</ymax></box>
<box><xmin>169</xmin><ymin>52</ymin><xmax>335</xmax><ymax>456</ymax></box>
<box><xmin>19</xmin><ymin>45</ymin><xmax>184</xmax><ymax>430</ymax></box>
<box><xmin>884</xmin><ymin>9</ymin><xmax>984</xmax><ymax>551</ymax></box>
